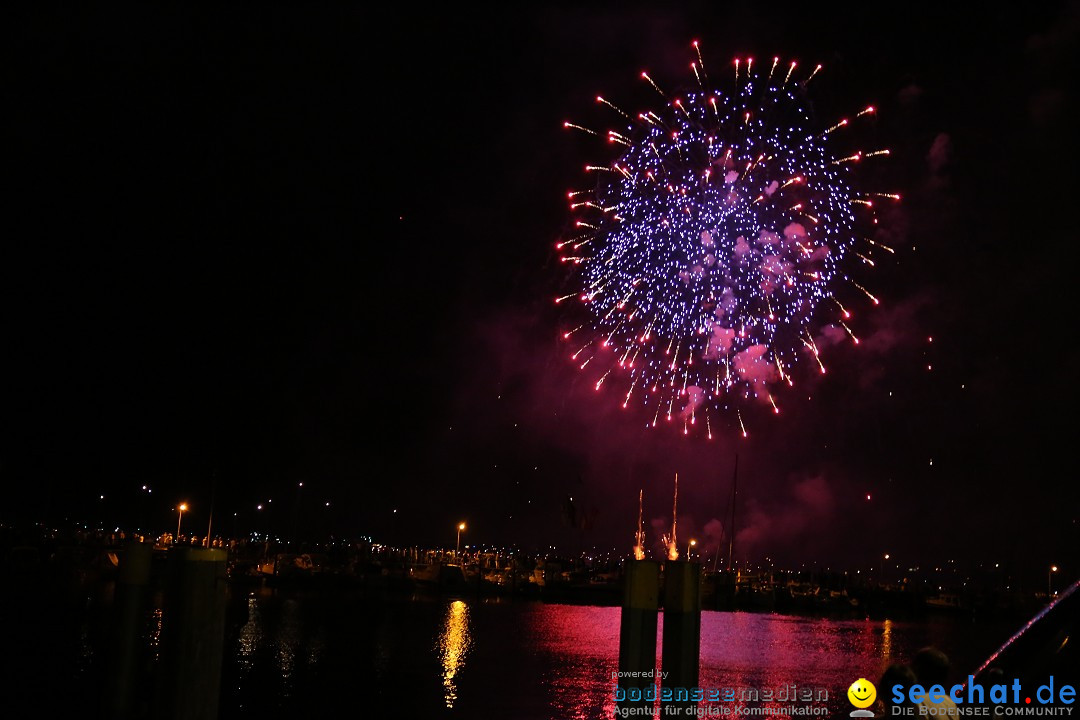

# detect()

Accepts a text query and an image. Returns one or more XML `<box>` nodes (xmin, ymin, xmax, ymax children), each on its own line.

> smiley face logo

<box><xmin>847</xmin><ymin>678</ymin><xmax>877</xmax><ymax>709</ymax></box>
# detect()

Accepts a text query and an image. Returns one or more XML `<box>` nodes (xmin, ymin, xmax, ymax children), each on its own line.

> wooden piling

<box><xmin>662</xmin><ymin>560</ymin><xmax>702</xmax><ymax>718</ymax></box>
<box><xmin>617</xmin><ymin>560</ymin><xmax>660</xmax><ymax>712</ymax></box>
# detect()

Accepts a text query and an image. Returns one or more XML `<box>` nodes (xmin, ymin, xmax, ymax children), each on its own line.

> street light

<box><xmin>1049</xmin><ymin>565</ymin><xmax>1059</xmax><ymax>598</ymax></box>
<box><xmin>456</xmin><ymin>522</ymin><xmax>466</xmax><ymax>559</ymax></box>
<box><xmin>688</xmin><ymin>538</ymin><xmax>697</xmax><ymax>560</ymax></box>
<box><xmin>176</xmin><ymin>503</ymin><xmax>188</xmax><ymax>541</ymax></box>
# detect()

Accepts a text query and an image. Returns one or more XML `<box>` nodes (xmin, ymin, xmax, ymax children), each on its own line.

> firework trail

<box><xmin>558</xmin><ymin>44</ymin><xmax>897</xmax><ymax>437</ymax></box>
<box><xmin>633</xmin><ymin>488</ymin><xmax>645</xmax><ymax>560</ymax></box>
<box><xmin>668</xmin><ymin>472</ymin><xmax>679</xmax><ymax>561</ymax></box>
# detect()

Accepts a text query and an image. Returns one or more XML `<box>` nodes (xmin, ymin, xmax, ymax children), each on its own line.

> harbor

<box><xmin>5</xmin><ymin>526</ymin><xmax>1051</xmax><ymax>719</ymax></box>
<box><xmin>11</xmin><ymin>524</ymin><xmax>1057</xmax><ymax>618</ymax></box>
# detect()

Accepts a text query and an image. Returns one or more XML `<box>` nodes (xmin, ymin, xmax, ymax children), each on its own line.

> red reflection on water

<box><xmin>526</xmin><ymin>608</ymin><xmax>929</xmax><ymax>719</ymax></box>
<box><xmin>699</xmin><ymin>613</ymin><xmax>894</xmax><ymax>717</ymax></box>
<box><xmin>523</xmin><ymin>604</ymin><xmax>621</xmax><ymax>720</ymax></box>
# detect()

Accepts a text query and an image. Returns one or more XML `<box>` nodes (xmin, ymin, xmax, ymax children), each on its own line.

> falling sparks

<box><xmin>839</xmin><ymin>320</ymin><xmax>860</xmax><ymax>344</ymax></box>
<box><xmin>557</xmin><ymin>43</ymin><xmax>896</xmax><ymax>437</ymax></box>
<box><xmin>596</xmin><ymin>95</ymin><xmax>630</xmax><ymax>119</ymax></box>
<box><xmin>640</xmin><ymin>71</ymin><xmax>666</xmax><ymax>98</ymax></box>
<box><xmin>563</xmin><ymin>121</ymin><xmax>598</xmax><ymax>136</ymax></box>
<box><xmin>824</xmin><ymin>119</ymin><xmax>849</xmax><ymax>136</ymax></box>
<box><xmin>850</xmin><ymin>280</ymin><xmax>880</xmax><ymax>305</ymax></box>
<box><xmin>784</xmin><ymin>60</ymin><xmax>797</xmax><ymax>84</ymax></box>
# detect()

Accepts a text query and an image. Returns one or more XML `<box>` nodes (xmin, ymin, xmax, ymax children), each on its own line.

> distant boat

<box><xmin>926</xmin><ymin>592</ymin><xmax>964</xmax><ymax>610</ymax></box>
<box><xmin>409</xmin><ymin>562</ymin><xmax>467</xmax><ymax>588</ymax></box>
<box><xmin>408</xmin><ymin>561</ymin><xmax>441</xmax><ymax>584</ymax></box>
<box><xmin>824</xmin><ymin>589</ymin><xmax>859</xmax><ymax>609</ymax></box>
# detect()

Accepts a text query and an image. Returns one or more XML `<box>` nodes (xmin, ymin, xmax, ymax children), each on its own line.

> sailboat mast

<box><xmin>727</xmin><ymin>454</ymin><xmax>738</xmax><ymax>571</ymax></box>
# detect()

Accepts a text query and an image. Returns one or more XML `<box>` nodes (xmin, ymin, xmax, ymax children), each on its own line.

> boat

<box><xmin>925</xmin><ymin>592</ymin><xmax>964</xmax><ymax>610</ymax></box>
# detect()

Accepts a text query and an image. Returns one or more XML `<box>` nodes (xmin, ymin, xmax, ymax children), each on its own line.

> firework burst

<box><xmin>556</xmin><ymin>44</ymin><xmax>897</xmax><ymax>437</ymax></box>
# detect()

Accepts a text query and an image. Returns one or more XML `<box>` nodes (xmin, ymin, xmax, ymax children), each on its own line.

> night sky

<box><xmin>6</xmin><ymin>4</ymin><xmax>1079</xmax><ymax>577</ymax></box>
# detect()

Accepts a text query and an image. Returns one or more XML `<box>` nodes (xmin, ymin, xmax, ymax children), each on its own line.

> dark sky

<box><xmin>6</xmin><ymin>4</ymin><xmax>1079</xmax><ymax>576</ymax></box>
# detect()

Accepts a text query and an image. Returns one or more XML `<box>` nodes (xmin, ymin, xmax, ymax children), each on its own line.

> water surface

<box><xmin>217</xmin><ymin>589</ymin><xmax>1012</xmax><ymax>719</ymax></box>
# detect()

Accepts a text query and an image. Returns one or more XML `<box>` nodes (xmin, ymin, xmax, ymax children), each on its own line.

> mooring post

<box><xmin>617</xmin><ymin>559</ymin><xmax>660</xmax><ymax>713</ymax></box>
<box><xmin>105</xmin><ymin>541</ymin><xmax>153</xmax><ymax>719</ymax></box>
<box><xmin>154</xmin><ymin>547</ymin><xmax>228</xmax><ymax>720</ymax></box>
<box><xmin>662</xmin><ymin>560</ymin><xmax>702</xmax><ymax>718</ymax></box>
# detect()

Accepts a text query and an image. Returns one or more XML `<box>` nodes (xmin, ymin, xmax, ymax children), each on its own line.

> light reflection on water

<box><xmin>148</xmin><ymin>607</ymin><xmax>163</xmax><ymax>661</ymax></box>
<box><xmin>218</xmin><ymin>592</ymin><xmax>1007</xmax><ymax>719</ymax></box>
<box><xmin>77</xmin><ymin>622</ymin><xmax>94</xmax><ymax>673</ymax></box>
<box><xmin>525</xmin><ymin>606</ymin><xmax>1001</xmax><ymax>719</ymax></box>
<box><xmin>275</xmin><ymin>598</ymin><xmax>302</xmax><ymax>695</ymax></box>
<box><xmin>698</xmin><ymin>612</ymin><xmax>897</xmax><ymax>716</ymax></box>
<box><xmin>438</xmin><ymin>599</ymin><xmax>473</xmax><ymax>708</ymax></box>
<box><xmin>237</xmin><ymin>596</ymin><xmax>261</xmax><ymax>671</ymax></box>
<box><xmin>522</xmin><ymin>604</ymin><xmax>620</xmax><ymax>720</ymax></box>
